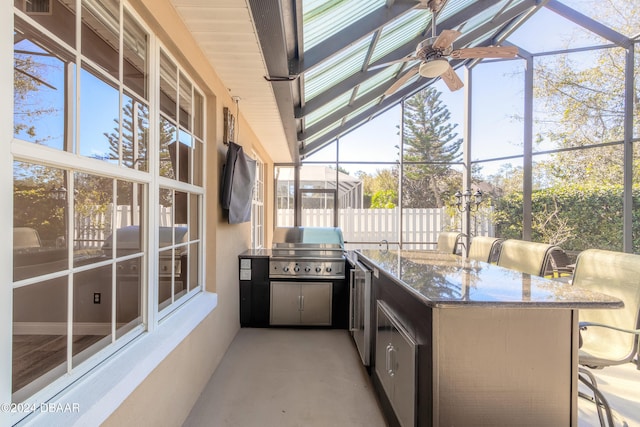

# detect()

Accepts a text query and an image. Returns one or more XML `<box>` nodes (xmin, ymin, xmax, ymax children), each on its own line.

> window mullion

<box><xmin>146</xmin><ymin>32</ymin><xmax>159</xmax><ymax>332</ymax></box>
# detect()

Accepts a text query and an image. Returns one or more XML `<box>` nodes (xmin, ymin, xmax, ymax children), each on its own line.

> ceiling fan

<box><xmin>373</xmin><ymin>0</ymin><xmax>518</xmax><ymax>94</ymax></box>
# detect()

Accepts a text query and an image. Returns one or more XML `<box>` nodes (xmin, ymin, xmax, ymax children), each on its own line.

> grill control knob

<box><xmin>294</xmin><ymin>266</ymin><xmax>300</xmax><ymax>272</ymax></box>
<box><xmin>315</xmin><ymin>266</ymin><xmax>322</xmax><ymax>273</ymax></box>
<box><xmin>283</xmin><ymin>266</ymin><xmax>289</xmax><ymax>272</ymax></box>
<box><xmin>304</xmin><ymin>266</ymin><xmax>311</xmax><ymax>272</ymax></box>
<box><xmin>326</xmin><ymin>266</ymin><xmax>332</xmax><ymax>273</ymax></box>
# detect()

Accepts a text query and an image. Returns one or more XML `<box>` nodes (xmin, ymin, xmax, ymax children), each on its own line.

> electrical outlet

<box><xmin>94</xmin><ymin>293</ymin><xmax>101</xmax><ymax>304</ymax></box>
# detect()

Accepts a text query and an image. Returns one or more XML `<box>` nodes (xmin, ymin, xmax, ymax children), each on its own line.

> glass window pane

<box><xmin>158</xmin><ymin>246</ymin><xmax>186</xmax><ymax>310</ymax></box>
<box><xmin>116</xmin><ymin>257</ymin><xmax>142</xmax><ymax>338</ymax></box>
<box><xmin>79</xmin><ymin>67</ymin><xmax>119</xmax><ymax>162</ymax></box>
<box><xmin>116</xmin><ymin>180</ymin><xmax>143</xmax><ymax>228</ymax></box>
<box><xmin>13</xmin><ymin>277</ymin><xmax>68</xmax><ymax>398</ymax></box>
<box><xmin>159</xmin><ymin>187</ymin><xmax>173</xmax><ymax>227</ymax></box>
<box><xmin>81</xmin><ymin>0</ymin><xmax>119</xmax><ymax>79</ymax></box>
<box><xmin>158</xmin><ymin>249</ymin><xmax>172</xmax><ymax>310</ymax></box>
<box><xmin>14</xmin><ymin>0</ymin><xmax>76</xmax><ymax>47</ymax></box>
<box><xmin>122</xmin><ymin>94</ymin><xmax>149</xmax><ymax>171</ymax></box>
<box><xmin>73</xmin><ymin>266</ymin><xmax>112</xmax><ymax>365</ymax></box>
<box><xmin>179</xmin><ymin>72</ymin><xmax>192</xmax><ymax>131</ymax></box>
<box><xmin>159</xmin><ymin>117</ymin><xmax>176</xmax><ymax>179</ymax></box>
<box><xmin>174</xmin><ymin>246</ymin><xmax>187</xmax><ymax>303</ymax></box>
<box><xmin>175</xmin><ymin>131</ymin><xmax>192</xmax><ymax>183</ymax></box>
<box><xmin>193</xmin><ymin>91</ymin><xmax>203</xmax><ymax>139</ymax></box>
<box><xmin>188</xmin><ymin>242</ymin><xmax>199</xmax><ymax>292</ymax></box>
<box><xmin>74</xmin><ymin>173</ymin><xmax>113</xmax><ymax>267</ymax></box>
<box><xmin>159</xmin><ymin>51</ymin><xmax>177</xmax><ymax>120</ymax></box>
<box><xmin>123</xmin><ymin>9</ymin><xmax>148</xmax><ymax>99</ymax></box>
<box><xmin>189</xmin><ymin>194</ymin><xmax>199</xmax><ymax>241</ymax></box>
<box><xmin>14</xmin><ymin>162</ymin><xmax>68</xmax><ymax>281</ymax></box>
<box><xmin>193</xmin><ymin>140</ymin><xmax>203</xmax><ymax>186</ymax></box>
<box><xmin>14</xmin><ymin>20</ymin><xmax>75</xmax><ymax>150</ymax></box>
<box><xmin>175</xmin><ymin>191</ymin><xmax>188</xmax><ymax>227</ymax></box>
<box><xmin>135</xmin><ymin>101</ymin><xmax>150</xmax><ymax>172</ymax></box>
<box><xmin>275</xmin><ymin>166</ymin><xmax>295</xmax><ymax>227</ymax></box>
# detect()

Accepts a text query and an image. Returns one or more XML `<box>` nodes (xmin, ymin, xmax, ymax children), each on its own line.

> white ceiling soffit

<box><xmin>170</xmin><ymin>0</ymin><xmax>293</xmax><ymax>163</ymax></box>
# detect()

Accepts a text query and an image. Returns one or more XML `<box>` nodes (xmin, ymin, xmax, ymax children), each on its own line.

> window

<box><xmin>251</xmin><ymin>153</ymin><xmax>264</xmax><ymax>249</ymax></box>
<box><xmin>275</xmin><ymin>166</ymin><xmax>295</xmax><ymax>227</ymax></box>
<box><xmin>156</xmin><ymin>48</ymin><xmax>204</xmax><ymax>316</ymax></box>
<box><xmin>11</xmin><ymin>1</ymin><xmax>205</xmax><ymax>409</ymax></box>
<box><xmin>13</xmin><ymin>162</ymin><xmax>146</xmax><ymax>402</ymax></box>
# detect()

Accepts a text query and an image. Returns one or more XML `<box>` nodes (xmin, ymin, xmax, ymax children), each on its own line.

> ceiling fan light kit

<box><xmin>419</xmin><ymin>58</ymin><xmax>450</xmax><ymax>78</ymax></box>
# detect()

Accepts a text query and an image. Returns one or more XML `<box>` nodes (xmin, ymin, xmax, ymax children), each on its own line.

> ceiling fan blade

<box><xmin>368</xmin><ymin>56</ymin><xmax>419</xmax><ymax>71</ymax></box>
<box><xmin>432</xmin><ymin>29</ymin><xmax>461</xmax><ymax>50</ymax></box>
<box><xmin>384</xmin><ymin>66</ymin><xmax>419</xmax><ymax>96</ymax></box>
<box><xmin>440</xmin><ymin>64</ymin><xmax>463</xmax><ymax>91</ymax></box>
<box><xmin>450</xmin><ymin>46</ymin><xmax>518</xmax><ymax>59</ymax></box>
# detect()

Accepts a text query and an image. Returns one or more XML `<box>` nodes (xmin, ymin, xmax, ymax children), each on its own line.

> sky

<box><xmin>304</xmin><ymin>0</ymin><xmax>615</xmax><ymax>177</ymax></box>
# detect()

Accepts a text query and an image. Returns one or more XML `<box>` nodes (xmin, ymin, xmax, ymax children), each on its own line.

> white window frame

<box><xmin>6</xmin><ymin>2</ymin><xmax>206</xmax><ymax>419</ymax></box>
<box><xmin>251</xmin><ymin>152</ymin><xmax>264</xmax><ymax>249</ymax></box>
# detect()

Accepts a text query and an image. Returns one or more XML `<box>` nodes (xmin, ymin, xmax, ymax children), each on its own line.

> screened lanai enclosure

<box><xmin>7</xmin><ymin>1</ymin><xmax>640</xmax><ymax>425</ymax></box>
<box><xmin>250</xmin><ymin>0</ymin><xmax>639</xmax><ymax>254</ymax></box>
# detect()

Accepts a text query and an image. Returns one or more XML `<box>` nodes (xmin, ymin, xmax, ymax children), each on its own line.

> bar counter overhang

<box><xmin>354</xmin><ymin>249</ymin><xmax>623</xmax><ymax>427</ymax></box>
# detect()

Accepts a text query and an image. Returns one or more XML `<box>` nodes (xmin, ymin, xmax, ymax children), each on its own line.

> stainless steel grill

<box><xmin>269</xmin><ymin>227</ymin><xmax>345</xmax><ymax>279</ymax></box>
<box><xmin>103</xmin><ymin>226</ymin><xmax>187</xmax><ymax>278</ymax></box>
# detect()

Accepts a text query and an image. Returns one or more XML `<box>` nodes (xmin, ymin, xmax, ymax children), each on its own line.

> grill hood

<box><xmin>272</xmin><ymin>227</ymin><xmax>344</xmax><ymax>247</ymax></box>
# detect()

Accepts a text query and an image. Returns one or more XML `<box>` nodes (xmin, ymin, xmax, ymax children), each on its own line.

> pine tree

<box><xmin>402</xmin><ymin>87</ymin><xmax>462</xmax><ymax>208</ymax></box>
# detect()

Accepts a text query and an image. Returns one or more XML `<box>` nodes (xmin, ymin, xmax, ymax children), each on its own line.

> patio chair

<box><xmin>467</xmin><ymin>236</ymin><xmax>503</xmax><ymax>263</ymax></box>
<box><xmin>543</xmin><ymin>246</ymin><xmax>574</xmax><ymax>279</ymax></box>
<box><xmin>436</xmin><ymin>232</ymin><xmax>462</xmax><ymax>255</ymax></box>
<box><xmin>496</xmin><ymin>239</ymin><xmax>558</xmax><ymax>276</ymax></box>
<box><xmin>572</xmin><ymin>249</ymin><xmax>640</xmax><ymax>427</ymax></box>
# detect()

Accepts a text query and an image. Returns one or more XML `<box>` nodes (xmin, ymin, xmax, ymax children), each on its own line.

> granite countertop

<box><xmin>239</xmin><ymin>249</ymin><xmax>272</xmax><ymax>257</ymax></box>
<box><xmin>357</xmin><ymin>249</ymin><xmax>623</xmax><ymax>309</ymax></box>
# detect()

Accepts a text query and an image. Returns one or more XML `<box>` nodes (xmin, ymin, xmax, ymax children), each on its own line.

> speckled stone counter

<box><xmin>353</xmin><ymin>249</ymin><xmax>623</xmax><ymax>426</ymax></box>
<box><xmin>357</xmin><ymin>249</ymin><xmax>623</xmax><ymax>309</ymax></box>
<box><xmin>238</xmin><ymin>248</ymin><xmax>271</xmax><ymax>258</ymax></box>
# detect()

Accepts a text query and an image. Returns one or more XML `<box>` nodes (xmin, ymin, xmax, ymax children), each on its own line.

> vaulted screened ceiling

<box><xmin>248</xmin><ymin>0</ymin><xmax>548</xmax><ymax>161</ymax></box>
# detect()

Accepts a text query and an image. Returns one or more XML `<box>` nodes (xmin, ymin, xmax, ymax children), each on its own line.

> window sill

<box><xmin>18</xmin><ymin>292</ymin><xmax>218</xmax><ymax>427</ymax></box>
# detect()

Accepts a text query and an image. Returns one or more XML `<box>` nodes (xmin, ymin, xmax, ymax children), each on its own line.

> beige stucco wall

<box><xmin>103</xmin><ymin>1</ymin><xmax>275</xmax><ymax>425</ymax></box>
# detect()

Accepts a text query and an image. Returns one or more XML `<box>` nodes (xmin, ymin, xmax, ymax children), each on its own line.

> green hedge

<box><xmin>494</xmin><ymin>184</ymin><xmax>640</xmax><ymax>252</ymax></box>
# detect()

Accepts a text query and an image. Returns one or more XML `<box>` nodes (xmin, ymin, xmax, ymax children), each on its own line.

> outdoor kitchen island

<box><xmin>354</xmin><ymin>249</ymin><xmax>623</xmax><ymax>427</ymax></box>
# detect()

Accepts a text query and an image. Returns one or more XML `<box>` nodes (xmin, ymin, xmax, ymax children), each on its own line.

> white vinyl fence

<box><xmin>75</xmin><ymin>205</ymin><xmax>172</xmax><ymax>249</ymax></box>
<box><xmin>277</xmin><ymin>208</ymin><xmax>494</xmax><ymax>245</ymax></box>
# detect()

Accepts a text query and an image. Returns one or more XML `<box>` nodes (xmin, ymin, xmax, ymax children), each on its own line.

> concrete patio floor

<box><xmin>184</xmin><ymin>328</ymin><xmax>639</xmax><ymax>427</ymax></box>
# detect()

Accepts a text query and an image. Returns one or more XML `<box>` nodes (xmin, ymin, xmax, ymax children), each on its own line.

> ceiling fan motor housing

<box><xmin>416</xmin><ymin>37</ymin><xmax>453</xmax><ymax>60</ymax></box>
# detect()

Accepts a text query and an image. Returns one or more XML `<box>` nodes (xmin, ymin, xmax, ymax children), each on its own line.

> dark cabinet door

<box><xmin>239</xmin><ymin>256</ymin><xmax>270</xmax><ymax>327</ymax></box>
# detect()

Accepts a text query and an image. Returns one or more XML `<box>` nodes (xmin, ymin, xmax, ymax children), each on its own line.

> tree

<box><xmin>371</xmin><ymin>190</ymin><xmax>397</xmax><ymax>208</ymax></box>
<box><xmin>14</xmin><ymin>40</ymin><xmax>58</xmax><ymax>144</ymax></box>
<box><xmin>533</xmin><ymin>0</ymin><xmax>640</xmax><ymax>186</ymax></box>
<box><xmin>105</xmin><ymin>98</ymin><xmax>150</xmax><ymax>171</ymax></box>
<box><xmin>356</xmin><ymin>168</ymin><xmax>398</xmax><ymax>208</ymax></box>
<box><xmin>402</xmin><ymin>87</ymin><xmax>462</xmax><ymax>208</ymax></box>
